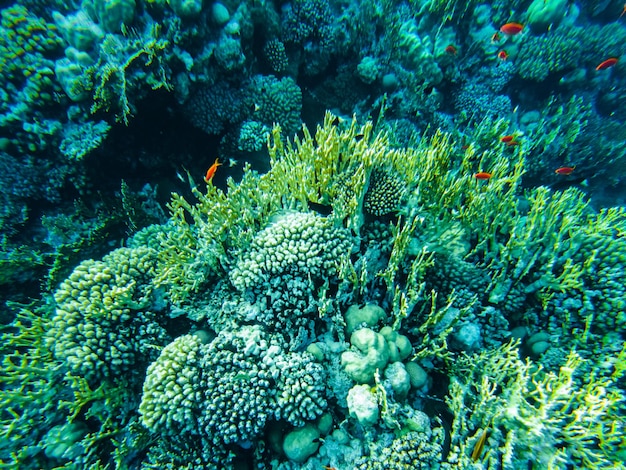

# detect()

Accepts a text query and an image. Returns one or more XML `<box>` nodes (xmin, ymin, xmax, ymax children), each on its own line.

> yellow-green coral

<box><xmin>90</xmin><ymin>24</ymin><xmax>170</xmax><ymax>124</ymax></box>
<box><xmin>47</xmin><ymin>246</ymin><xmax>165</xmax><ymax>383</ymax></box>
<box><xmin>444</xmin><ymin>341</ymin><xmax>625</xmax><ymax>469</ymax></box>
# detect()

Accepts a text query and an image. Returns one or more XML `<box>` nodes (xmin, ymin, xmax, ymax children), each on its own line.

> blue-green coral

<box><xmin>2</xmin><ymin>112</ymin><xmax>625</xmax><ymax>469</ymax></box>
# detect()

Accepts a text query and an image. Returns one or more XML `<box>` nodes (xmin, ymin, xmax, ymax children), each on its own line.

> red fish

<box><xmin>596</xmin><ymin>57</ymin><xmax>618</xmax><ymax>70</ymax></box>
<box><xmin>555</xmin><ymin>166</ymin><xmax>575</xmax><ymax>175</ymax></box>
<box><xmin>497</xmin><ymin>50</ymin><xmax>508</xmax><ymax>61</ymax></box>
<box><xmin>500</xmin><ymin>23</ymin><xmax>524</xmax><ymax>35</ymax></box>
<box><xmin>500</xmin><ymin>135</ymin><xmax>515</xmax><ymax>143</ymax></box>
<box><xmin>445</xmin><ymin>44</ymin><xmax>458</xmax><ymax>55</ymax></box>
<box><xmin>474</xmin><ymin>172</ymin><xmax>492</xmax><ymax>180</ymax></box>
<box><xmin>204</xmin><ymin>158</ymin><xmax>222</xmax><ymax>183</ymax></box>
<box><xmin>491</xmin><ymin>32</ymin><xmax>501</xmax><ymax>43</ymax></box>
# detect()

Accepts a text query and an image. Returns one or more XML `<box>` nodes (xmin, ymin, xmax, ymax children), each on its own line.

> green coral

<box><xmin>139</xmin><ymin>334</ymin><xmax>205</xmax><ymax>435</ymax></box>
<box><xmin>4</xmin><ymin>110</ymin><xmax>624</xmax><ymax>469</ymax></box>
<box><xmin>46</xmin><ymin>246</ymin><xmax>168</xmax><ymax>383</ymax></box>
<box><xmin>229</xmin><ymin>211</ymin><xmax>353</xmax><ymax>291</ymax></box>
<box><xmin>245</xmin><ymin>75</ymin><xmax>303</xmax><ymax>136</ymax></box>
<box><xmin>444</xmin><ymin>341</ymin><xmax>625</xmax><ymax>469</ymax></box>
<box><xmin>355</xmin><ymin>428</ymin><xmax>445</xmax><ymax>469</ymax></box>
<box><xmin>89</xmin><ymin>25</ymin><xmax>171</xmax><ymax>124</ymax></box>
<box><xmin>516</xmin><ymin>29</ymin><xmax>584</xmax><ymax>81</ymax></box>
<box><xmin>516</xmin><ymin>23</ymin><xmax>625</xmax><ymax>81</ymax></box>
<box><xmin>0</xmin><ymin>5</ymin><xmax>65</xmax><ymax>152</ymax></box>
<box><xmin>569</xmin><ymin>207</ymin><xmax>626</xmax><ymax>333</ymax></box>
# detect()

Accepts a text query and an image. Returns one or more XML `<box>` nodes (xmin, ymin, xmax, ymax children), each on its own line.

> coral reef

<box><xmin>1</xmin><ymin>0</ymin><xmax>626</xmax><ymax>465</ymax></box>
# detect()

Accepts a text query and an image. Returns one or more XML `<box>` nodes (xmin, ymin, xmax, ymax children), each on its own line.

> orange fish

<box><xmin>620</xmin><ymin>3</ymin><xmax>626</xmax><ymax>18</ymax></box>
<box><xmin>555</xmin><ymin>166</ymin><xmax>575</xmax><ymax>175</ymax></box>
<box><xmin>497</xmin><ymin>50</ymin><xmax>508</xmax><ymax>60</ymax></box>
<box><xmin>500</xmin><ymin>135</ymin><xmax>515</xmax><ymax>143</ymax></box>
<box><xmin>445</xmin><ymin>44</ymin><xmax>458</xmax><ymax>55</ymax></box>
<box><xmin>204</xmin><ymin>158</ymin><xmax>222</xmax><ymax>183</ymax></box>
<box><xmin>596</xmin><ymin>57</ymin><xmax>618</xmax><ymax>70</ymax></box>
<box><xmin>474</xmin><ymin>172</ymin><xmax>492</xmax><ymax>180</ymax></box>
<box><xmin>505</xmin><ymin>140</ymin><xmax>520</xmax><ymax>146</ymax></box>
<box><xmin>500</xmin><ymin>23</ymin><xmax>524</xmax><ymax>35</ymax></box>
<box><xmin>491</xmin><ymin>32</ymin><xmax>501</xmax><ymax>43</ymax></box>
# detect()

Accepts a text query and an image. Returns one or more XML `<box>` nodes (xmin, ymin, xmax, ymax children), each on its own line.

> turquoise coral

<box><xmin>2</xmin><ymin>112</ymin><xmax>625</xmax><ymax>469</ymax></box>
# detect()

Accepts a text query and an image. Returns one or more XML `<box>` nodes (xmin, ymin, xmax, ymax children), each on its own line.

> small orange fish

<box><xmin>620</xmin><ymin>3</ymin><xmax>626</xmax><ymax>18</ymax></box>
<box><xmin>323</xmin><ymin>467</ymin><xmax>336</xmax><ymax>470</ymax></box>
<box><xmin>505</xmin><ymin>140</ymin><xmax>520</xmax><ymax>146</ymax></box>
<box><xmin>500</xmin><ymin>135</ymin><xmax>515</xmax><ymax>143</ymax></box>
<box><xmin>596</xmin><ymin>57</ymin><xmax>618</xmax><ymax>70</ymax></box>
<box><xmin>497</xmin><ymin>50</ymin><xmax>508</xmax><ymax>61</ymax></box>
<box><xmin>445</xmin><ymin>44</ymin><xmax>458</xmax><ymax>55</ymax></box>
<box><xmin>204</xmin><ymin>158</ymin><xmax>222</xmax><ymax>183</ymax></box>
<box><xmin>500</xmin><ymin>22</ymin><xmax>524</xmax><ymax>35</ymax></box>
<box><xmin>555</xmin><ymin>166</ymin><xmax>575</xmax><ymax>175</ymax></box>
<box><xmin>474</xmin><ymin>172</ymin><xmax>492</xmax><ymax>180</ymax></box>
<box><xmin>491</xmin><ymin>32</ymin><xmax>501</xmax><ymax>43</ymax></box>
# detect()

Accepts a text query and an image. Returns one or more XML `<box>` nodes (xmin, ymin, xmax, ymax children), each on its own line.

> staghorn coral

<box><xmin>443</xmin><ymin>341</ymin><xmax>625</xmax><ymax>469</ymax></box>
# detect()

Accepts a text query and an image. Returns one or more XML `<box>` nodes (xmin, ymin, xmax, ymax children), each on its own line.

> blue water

<box><xmin>1</xmin><ymin>0</ymin><xmax>625</xmax><ymax>468</ymax></box>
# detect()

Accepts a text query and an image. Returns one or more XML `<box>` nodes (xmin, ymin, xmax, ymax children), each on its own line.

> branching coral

<box><xmin>444</xmin><ymin>341</ymin><xmax>625</xmax><ymax>469</ymax></box>
<box><xmin>47</xmin><ymin>246</ymin><xmax>169</xmax><ymax>384</ymax></box>
<box><xmin>229</xmin><ymin>211</ymin><xmax>353</xmax><ymax>291</ymax></box>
